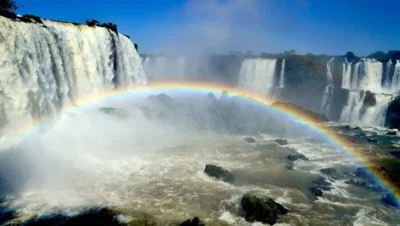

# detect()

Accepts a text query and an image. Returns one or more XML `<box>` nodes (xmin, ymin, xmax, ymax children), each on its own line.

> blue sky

<box><xmin>16</xmin><ymin>0</ymin><xmax>399</xmax><ymax>56</ymax></box>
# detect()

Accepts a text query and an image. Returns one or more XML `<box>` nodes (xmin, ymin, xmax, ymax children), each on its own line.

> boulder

<box><xmin>274</xmin><ymin>139</ymin><xmax>288</xmax><ymax>146</ymax></box>
<box><xmin>320</xmin><ymin>168</ymin><xmax>339</xmax><ymax>179</ymax></box>
<box><xmin>287</xmin><ymin>154</ymin><xmax>308</xmax><ymax>161</ymax></box>
<box><xmin>354</xmin><ymin>167</ymin><xmax>370</xmax><ymax>179</ymax></box>
<box><xmin>367</xmin><ymin>138</ymin><xmax>378</xmax><ymax>143</ymax></box>
<box><xmin>310</xmin><ymin>187</ymin><xmax>323</xmax><ymax>197</ymax></box>
<box><xmin>240</xmin><ymin>194</ymin><xmax>288</xmax><ymax>225</ymax></box>
<box><xmin>204</xmin><ymin>165</ymin><xmax>234</xmax><ymax>183</ymax></box>
<box><xmin>363</xmin><ymin>91</ymin><xmax>376</xmax><ymax>107</ymax></box>
<box><xmin>180</xmin><ymin>217</ymin><xmax>204</xmax><ymax>226</ymax></box>
<box><xmin>312</xmin><ymin>177</ymin><xmax>332</xmax><ymax>191</ymax></box>
<box><xmin>244</xmin><ymin>137</ymin><xmax>256</xmax><ymax>143</ymax></box>
<box><xmin>386</xmin><ymin>131</ymin><xmax>397</xmax><ymax>135</ymax></box>
<box><xmin>345</xmin><ymin>179</ymin><xmax>368</xmax><ymax>187</ymax></box>
<box><xmin>23</xmin><ymin>208</ymin><xmax>123</xmax><ymax>226</ymax></box>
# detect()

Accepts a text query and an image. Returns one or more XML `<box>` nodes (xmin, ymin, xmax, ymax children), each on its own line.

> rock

<box><xmin>354</xmin><ymin>126</ymin><xmax>362</xmax><ymax>130</ymax></box>
<box><xmin>382</xmin><ymin>193</ymin><xmax>400</xmax><ymax>208</ymax></box>
<box><xmin>23</xmin><ymin>208</ymin><xmax>123</xmax><ymax>226</ymax></box>
<box><xmin>19</xmin><ymin>14</ymin><xmax>42</xmax><ymax>23</ymax></box>
<box><xmin>180</xmin><ymin>217</ymin><xmax>204</xmax><ymax>226</ymax></box>
<box><xmin>240</xmin><ymin>194</ymin><xmax>288</xmax><ymax>225</ymax></box>
<box><xmin>204</xmin><ymin>165</ymin><xmax>234</xmax><ymax>183</ymax></box>
<box><xmin>310</xmin><ymin>187</ymin><xmax>323</xmax><ymax>197</ymax></box>
<box><xmin>99</xmin><ymin>107</ymin><xmax>127</xmax><ymax>118</ymax></box>
<box><xmin>345</xmin><ymin>179</ymin><xmax>368</xmax><ymax>187</ymax></box>
<box><xmin>0</xmin><ymin>207</ymin><xmax>15</xmax><ymax>225</ymax></box>
<box><xmin>354</xmin><ymin>167</ymin><xmax>370</xmax><ymax>179</ymax></box>
<box><xmin>287</xmin><ymin>154</ymin><xmax>308</xmax><ymax>161</ymax></box>
<box><xmin>367</xmin><ymin>138</ymin><xmax>378</xmax><ymax>143</ymax></box>
<box><xmin>320</xmin><ymin>168</ymin><xmax>339</xmax><ymax>179</ymax></box>
<box><xmin>363</xmin><ymin>91</ymin><xmax>376</xmax><ymax>107</ymax></box>
<box><xmin>244</xmin><ymin>137</ymin><xmax>256</xmax><ymax>143</ymax></box>
<box><xmin>386</xmin><ymin>131</ymin><xmax>397</xmax><ymax>135</ymax></box>
<box><xmin>389</xmin><ymin>151</ymin><xmax>400</xmax><ymax>159</ymax></box>
<box><xmin>344</xmin><ymin>125</ymin><xmax>351</xmax><ymax>130</ymax></box>
<box><xmin>274</xmin><ymin>139</ymin><xmax>288</xmax><ymax>146</ymax></box>
<box><xmin>312</xmin><ymin>177</ymin><xmax>332</xmax><ymax>191</ymax></box>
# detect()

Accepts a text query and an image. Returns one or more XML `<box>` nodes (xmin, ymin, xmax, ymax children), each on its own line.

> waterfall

<box><xmin>0</xmin><ymin>16</ymin><xmax>146</xmax><ymax>129</ymax></box>
<box><xmin>238</xmin><ymin>59</ymin><xmax>277</xmax><ymax>97</ymax></box>
<box><xmin>342</xmin><ymin>59</ymin><xmax>352</xmax><ymax>89</ymax></box>
<box><xmin>320</xmin><ymin>58</ymin><xmax>334</xmax><ymax>116</ymax></box>
<box><xmin>339</xmin><ymin>57</ymin><xmax>400</xmax><ymax>126</ymax></box>
<box><xmin>142</xmin><ymin>56</ymin><xmax>187</xmax><ymax>81</ymax></box>
<box><xmin>392</xmin><ymin>60</ymin><xmax>400</xmax><ymax>93</ymax></box>
<box><xmin>279</xmin><ymin>59</ymin><xmax>285</xmax><ymax>88</ymax></box>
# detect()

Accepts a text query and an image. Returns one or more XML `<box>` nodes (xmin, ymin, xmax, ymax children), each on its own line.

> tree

<box><xmin>0</xmin><ymin>0</ymin><xmax>18</xmax><ymax>13</ymax></box>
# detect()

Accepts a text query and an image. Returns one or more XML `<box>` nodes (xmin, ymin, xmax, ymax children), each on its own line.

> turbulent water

<box><xmin>1</xmin><ymin>97</ymin><xmax>399</xmax><ymax>226</ymax></box>
<box><xmin>320</xmin><ymin>58</ymin><xmax>334</xmax><ymax>117</ymax></box>
<box><xmin>339</xmin><ymin>58</ymin><xmax>400</xmax><ymax>126</ymax></box>
<box><xmin>0</xmin><ymin>16</ymin><xmax>146</xmax><ymax>129</ymax></box>
<box><xmin>238</xmin><ymin>59</ymin><xmax>277</xmax><ymax>97</ymax></box>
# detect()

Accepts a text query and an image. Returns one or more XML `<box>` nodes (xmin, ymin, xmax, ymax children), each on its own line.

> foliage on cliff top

<box><xmin>0</xmin><ymin>0</ymin><xmax>18</xmax><ymax>13</ymax></box>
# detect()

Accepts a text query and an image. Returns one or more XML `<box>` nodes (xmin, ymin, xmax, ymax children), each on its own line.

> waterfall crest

<box><xmin>0</xmin><ymin>16</ymin><xmax>146</xmax><ymax>128</ymax></box>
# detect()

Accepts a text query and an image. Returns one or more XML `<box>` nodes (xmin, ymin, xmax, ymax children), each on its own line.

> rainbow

<box><xmin>1</xmin><ymin>81</ymin><xmax>399</xmax><ymax>206</ymax></box>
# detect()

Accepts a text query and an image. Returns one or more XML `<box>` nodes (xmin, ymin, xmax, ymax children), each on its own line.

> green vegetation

<box><xmin>0</xmin><ymin>0</ymin><xmax>18</xmax><ymax>13</ymax></box>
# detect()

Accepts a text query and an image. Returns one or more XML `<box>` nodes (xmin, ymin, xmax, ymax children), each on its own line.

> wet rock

<box><xmin>23</xmin><ymin>208</ymin><xmax>123</xmax><ymax>226</ymax></box>
<box><xmin>367</xmin><ymin>138</ymin><xmax>378</xmax><ymax>143</ymax></box>
<box><xmin>354</xmin><ymin>167</ymin><xmax>370</xmax><ymax>179</ymax></box>
<box><xmin>363</xmin><ymin>91</ymin><xmax>376</xmax><ymax>106</ymax></box>
<box><xmin>180</xmin><ymin>217</ymin><xmax>204</xmax><ymax>226</ymax></box>
<box><xmin>389</xmin><ymin>152</ymin><xmax>400</xmax><ymax>159</ymax></box>
<box><xmin>240</xmin><ymin>194</ymin><xmax>288</xmax><ymax>225</ymax></box>
<box><xmin>382</xmin><ymin>193</ymin><xmax>400</xmax><ymax>208</ymax></box>
<box><xmin>19</xmin><ymin>14</ymin><xmax>42</xmax><ymax>23</ymax></box>
<box><xmin>0</xmin><ymin>207</ymin><xmax>15</xmax><ymax>225</ymax></box>
<box><xmin>310</xmin><ymin>187</ymin><xmax>323</xmax><ymax>197</ymax></box>
<box><xmin>320</xmin><ymin>168</ymin><xmax>339</xmax><ymax>179</ymax></box>
<box><xmin>312</xmin><ymin>177</ymin><xmax>332</xmax><ymax>191</ymax></box>
<box><xmin>204</xmin><ymin>165</ymin><xmax>234</xmax><ymax>183</ymax></box>
<box><xmin>287</xmin><ymin>154</ymin><xmax>308</xmax><ymax>161</ymax></box>
<box><xmin>354</xmin><ymin>126</ymin><xmax>362</xmax><ymax>130</ymax></box>
<box><xmin>345</xmin><ymin>179</ymin><xmax>368</xmax><ymax>187</ymax></box>
<box><xmin>344</xmin><ymin>125</ymin><xmax>351</xmax><ymax>130</ymax></box>
<box><xmin>244</xmin><ymin>137</ymin><xmax>256</xmax><ymax>143</ymax></box>
<box><xmin>274</xmin><ymin>139</ymin><xmax>288</xmax><ymax>146</ymax></box>
<box><xmin>386</xmin><ymin>131</ymin><xmax>397</xmax><ymax>135</ymax></box>
<box><xmin>99</xmin><ymin>107</ymin><xmax>127</xmax><ymax>118</ymax></box>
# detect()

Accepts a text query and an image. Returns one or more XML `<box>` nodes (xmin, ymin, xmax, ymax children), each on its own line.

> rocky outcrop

<box><xmin>204</xmin><ymin>165</ymin><xmax>234</xmax><ymax>183</ymax></box>
<box><xmin>244</xmin><ymin>137</ymin><xmax>256</xmax><ymax>143</ymax></box>
<box><xmin>274</xmin><ymin>139</ymin><xmax>288</xmax><ymax>146</ymax></box>
<box><xmin>287</xmin><ymin>154</ymin><xmax>308</xmax><ymax>161</ymax></box>
<box><xmin>240</xmin><ymin>194</ymin><xmax>288</xmax><ymax>225</ymax></box>
<box><xmin>23</xmin><ymin>208</ymin><xmax>123</xmax><ymax>226</ymax></box>
<box><xmin>320</xmin><ymin>168</ymin><xmax>339</xmax><ymax>179</ymax></box>
<box><xmin>180</xmin><ymin>217</ymin><xmax>204</xmax><ymax>226</ymax></box>
<box><xmin>310</xmin><ymin>187</ymin><xmax>323</xmax><ymax>197</ymax></box>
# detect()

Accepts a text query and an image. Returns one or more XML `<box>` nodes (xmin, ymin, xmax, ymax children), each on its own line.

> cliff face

<box><xmin>141</xmin><ymin>52</ymin><xmax>400</xmax><ymax>127</ymax></box>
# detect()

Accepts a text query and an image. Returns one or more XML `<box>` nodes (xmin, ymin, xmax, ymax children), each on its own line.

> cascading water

<box><xmin>238</xmin><ymin>59</ymin><xmax>277</xmax><ymax>97</ymax></box>
<box><xmin>339</xmin><ymin>58</ymin><xmax>398</xmax><ymax>126</ymax></box>
<box><xmin>391</xmin><ymin>60</ymin><xmax>400</xmax><ymax>93</ymax></box>
<box><xmin>320</xmin><ymin>58</ymin><xmax>334</xmax><ymax>117</ymax></box>
<box><xmin>142</xmin><ymin>56</ymin><xmax>187</xmax><ymax>81</ymax></box>
<box><xmin>279</xmin><ymin>59</ymin><xmax>285</xmax><ymax>88</ymax></box>
<box><xmin>342</xmin><ymin>59</ymin><xmax>352</xmax><ymax>89</ymax></box>
<box><xmin>0</xmin><ymin>16</ymin><xmax>146</xmax><ymax>129</ymax></box>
